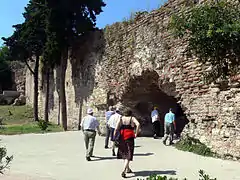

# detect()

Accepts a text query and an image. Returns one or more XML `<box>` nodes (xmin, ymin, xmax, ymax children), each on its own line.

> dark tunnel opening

<box><xmin>121</xmin><ymin>70</ymin><xmax>189</xmax><ymax>137</ymax></box>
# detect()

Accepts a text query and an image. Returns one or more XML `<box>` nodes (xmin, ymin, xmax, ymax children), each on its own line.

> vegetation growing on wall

<box><xmin>169</xmin><ymin>0</ymin><xmax>240</xmax><ymax>83</ymax></box>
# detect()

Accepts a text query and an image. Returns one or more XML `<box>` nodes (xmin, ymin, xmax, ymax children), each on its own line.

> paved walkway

<box><xmin>0</xmin><ymin>132</ymin><xmax>240</xmax><ymax>180</ymax></box>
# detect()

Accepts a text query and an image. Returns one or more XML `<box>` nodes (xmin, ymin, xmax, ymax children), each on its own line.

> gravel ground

<box><xmin>0</xmin><ymin>131</ymin><xmax>240</xmax><ymax>180</ymax></box>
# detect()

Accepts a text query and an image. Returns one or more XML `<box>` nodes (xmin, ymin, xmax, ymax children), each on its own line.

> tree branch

<box><xmin>24</xmin><ymin>58</ymin><xmax>35</xmax><ymax>75</ymax></box>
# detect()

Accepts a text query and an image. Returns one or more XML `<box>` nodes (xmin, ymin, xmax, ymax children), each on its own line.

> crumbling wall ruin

<box><xmin>26</xmin><ymin>0</ymin><xmax>240</xmax><ymax>160</ymax></box>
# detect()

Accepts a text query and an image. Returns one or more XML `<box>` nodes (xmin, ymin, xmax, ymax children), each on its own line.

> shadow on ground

<box><xmin>131</xmin><ymin>170</ymin><xmax>176</xmax><ymax>178</ymax></box>
<box><xmin>90</xmin><ymin>156</ymin><xmax>116</xmax><ymax>161</ymax></box>
<box><xmin>135</xmin><ymin>145</ymin><xmax>141</xmax><ymax>148</ymax></box>
<box><xmin>134</xmin><ymin>153</ymin><xmax>154</xmax><ymax>156</ymax></box>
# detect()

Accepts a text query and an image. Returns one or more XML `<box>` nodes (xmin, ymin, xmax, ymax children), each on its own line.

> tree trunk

<box><xmin>57</xmin><ymin>97</ymin><xmax>60</xmax><ymax>126</ymax></box>
<box><xmin>33</xmin><ymin>56</ymin><xmax>39</xmax><ymax>122</ymax></box>
<box><xmin>78</xmin><ymin>98</ymin><xmax>83</xmax><ymax>130</ymax></box>
<box><xmin>44</xmin><ymin>67</ymin><xmax>50</xmax><ymax>122</ymax></box>
<box><xmin>60</xmin><ymin>54</ymin><xmax>68</xmax><ymax>131</ymax></box>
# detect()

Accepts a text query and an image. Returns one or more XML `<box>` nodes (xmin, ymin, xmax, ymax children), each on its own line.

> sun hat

<box><xmin>87</xmin><ymin>108</ymin><xmax>93</xmax><ymax>114</ymax></box>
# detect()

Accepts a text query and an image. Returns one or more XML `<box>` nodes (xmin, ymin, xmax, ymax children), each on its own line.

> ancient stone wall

<box><xmin>10</xmin><ymin>61</ymin><xmax>26</xmax><ymax>93</ymax></box>
<box><xmin>26</xmin><ymin>0</ymin><xmax>240</xmax><ymax>160</ymax></box>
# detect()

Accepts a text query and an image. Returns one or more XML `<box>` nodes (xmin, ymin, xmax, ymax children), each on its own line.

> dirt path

<box><xmin>0</xmin><ymin>132</ymin><xmax>240</xmax><ymax>180</ymax></box>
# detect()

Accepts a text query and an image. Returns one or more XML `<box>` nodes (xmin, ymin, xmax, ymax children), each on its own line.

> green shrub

<box><xmin>37</xmin><ymin>120</ymin><xmax>48</xmax><ymax>131</ymax></box>
<box><xmin>169</xmin><ymin>0</ymin><xmax>240</xmax><ymax>83</ymax></box>
<box><xmin>137</xmin><ymin>170</ymin><xmax>216</xmax><ymax>180</ymax></box>
<box><xmin>174</xmin><ymin>135</ymin><xmax>216</xmax><ymax>157</ymax></box>
<box><xmin>0</xmin><ymin>144</ymin><xmax>13</xmax><ymax>174</ymax></box>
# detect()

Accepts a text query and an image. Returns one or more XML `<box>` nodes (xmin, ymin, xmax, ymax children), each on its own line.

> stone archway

<box><xmin>120</xmin><ymin>70</ymin><xmax>188</xmax><ymax>137</ymax></box>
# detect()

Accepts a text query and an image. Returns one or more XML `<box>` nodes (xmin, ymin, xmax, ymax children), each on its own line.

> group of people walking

<box><xmin>80</xmin><ymin>105</ymin><xmax>176</xmax><ymax>178</ymax></box>
<box><xmin>151</xmin><ymin>106</ymin><xmax>176</xmax><ymax>145</ymax></box>
<box><xmin>81</xmin><ymin>106</ymin><xmax>140</xmax><ymax>178</ymax></box>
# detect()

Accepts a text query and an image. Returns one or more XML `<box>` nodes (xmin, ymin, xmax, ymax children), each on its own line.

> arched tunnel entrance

<box><xmin>121</xmin><ymin>70</ymin><xmax>189</xmax><ymax>137</ymax></box>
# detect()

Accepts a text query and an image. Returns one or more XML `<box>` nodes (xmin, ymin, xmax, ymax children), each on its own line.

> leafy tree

<box><xmin>3</xmin><ymin>0</ymin><xmax>47</xmax><ymax>121</ymax></box>
<box><xmin>44</xmin><ymin>0</ymin><xmax>106</xmax><ymax>130</ymax></box>
<box><xmin>0</xmin><ymin>46</ymin><xmax>12</xmax><ymax>92</ymax></box>
<box><xmin>169</xmin><ymin>0</ymin><xmax>240</xmax><ymax>83</ymax></box>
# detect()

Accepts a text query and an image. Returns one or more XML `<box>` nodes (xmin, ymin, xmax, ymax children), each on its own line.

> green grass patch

<box><xmin>0</xmin><ymin>105</ymin><xmax>33</xmax><ymax>125</ymax></box>
<box><xmin>0</xmin><ymin>105</ymin><xmax>62</xmax><ymax>135</ymax></box>
<box><xmin>0</xmin><ymin>123</ymin><xmax>62</xmax><ymax>135</ymax></box>
<box><xmin>174</xmin><ymin>135</ymin><xmax>216</xmax><ymax>157</ymax></box>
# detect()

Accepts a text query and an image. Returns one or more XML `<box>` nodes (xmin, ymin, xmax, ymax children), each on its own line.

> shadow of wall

<box><xmin>41</xmin><ymin>68</ymin><xmax>55</xmax><ymax>113</ymax></box>
<box><xmin>70</xmin><ymin>30</ymin><xmax>106</xmax><ymax>129</ymax></box>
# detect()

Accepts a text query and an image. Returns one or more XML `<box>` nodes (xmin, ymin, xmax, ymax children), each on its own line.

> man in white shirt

<box><xmin>107</xmin><ymin>108</ymin><xmax>121</xmax><ymax>156</ymax></box>
<box><xmin>151</xmin><ymin>106</ymin><xmax>160</xmax><ymax>139</ymax></box>
<box><xmin>81</xmin><ymin>108</ymin><xmax>101</xmax><ymax>161</ymax></box>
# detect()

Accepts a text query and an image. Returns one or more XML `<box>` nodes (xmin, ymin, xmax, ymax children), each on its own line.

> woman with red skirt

<box><xmin>114</xmin><ymin>109</ymin><xmax>140</xmax><ymax>178</ymax></box>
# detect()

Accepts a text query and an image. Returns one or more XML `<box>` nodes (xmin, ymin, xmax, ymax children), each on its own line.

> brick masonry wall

<box><xmin>25</xmin><ymin>0</ymin><xmax>240</xmax><ymax>160</ymax></box>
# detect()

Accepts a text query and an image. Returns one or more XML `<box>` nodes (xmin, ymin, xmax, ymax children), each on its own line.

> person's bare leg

<box><xmin>126</xmin><ymin>163</ymin><xmax>132</xmax><ymax>173</ymax></box>
<box><xmin>122</xmin><ymin>159</ymin><xmax>130</xmax><ymax>177</ymax></box>
<box><xmin>124</xmin><ymin>159</ymin><xmax>130</xmax><ymax>171</ymax></box>
<box><xmin>112</xmin><ymin>143</ymin><xmax>116</xmax><ymax>156</ymax></box>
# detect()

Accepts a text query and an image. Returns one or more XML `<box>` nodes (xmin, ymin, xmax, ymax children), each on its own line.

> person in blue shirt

<box><xmin>163</xmin><ymin>108</ymin><xmax>176</xmax><ymax>145</ymax></box>
<box><xmin>105</xmin><ymin>106</ymin><xmax>115</xmax><ymax>149</ymax></box>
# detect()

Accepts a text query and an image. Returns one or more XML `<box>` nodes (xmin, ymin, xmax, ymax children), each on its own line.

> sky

<box><xmin>0</xmin><ymin>0</ymin><xmax>167</xmax><ymax>46</ymax></box>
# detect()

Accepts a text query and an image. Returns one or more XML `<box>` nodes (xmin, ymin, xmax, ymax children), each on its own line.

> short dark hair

<box><xmin>123</xmin><ymin>109</ymin><xmax>133</xmax><ymax>116</ymax></box>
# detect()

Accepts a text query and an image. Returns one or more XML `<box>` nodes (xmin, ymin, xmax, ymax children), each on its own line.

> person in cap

<box><xmin>105</xmin><ymin>106</ymin><xmax>115</xmax><ymax>149</ymax></box>
<box><xmin>107</xmin><ymin>108</ymin><xmax>121</xmax><ymax>156</ymax></box>
<box><xmin>81</xmin><ymin>108</ymin><xmax>101</xmax><ymax>161</ymax></box>
<box><xmin>151</xmin><ymin>106</ymin><xmax>161</xmax><ymax>139</ymax></box>
<box><xmin>163</xmin><ymin>108</ymin><xmax>176</xmax><ymax>145</ymax></box>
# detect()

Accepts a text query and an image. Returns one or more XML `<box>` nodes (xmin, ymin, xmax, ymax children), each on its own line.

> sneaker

<box><xmin>163</xmin><ymin>141</ymin><xmax>166</xmax><ymax>145</ymax></box>
<box><xmin>104</xmin><ymin>146</ymin><xmax>109</xmax><ymax>149</ymax></box>
<box><xmin>112</xmin><ymin>151</ymin><xmax>116</xmax><ymax>156</ymax></box>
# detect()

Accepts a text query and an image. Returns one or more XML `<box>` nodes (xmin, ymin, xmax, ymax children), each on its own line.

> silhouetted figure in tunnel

<box><xmin>151</xmin><ymin>107</ymin><xmax>161</xmax><ymax>139</ymax></box>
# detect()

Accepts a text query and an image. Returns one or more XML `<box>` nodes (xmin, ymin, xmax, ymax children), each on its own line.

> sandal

<box><xmin>121</xmin><ymin>172</ymin><xmax>126</xmax><ymax>178</ymax></box>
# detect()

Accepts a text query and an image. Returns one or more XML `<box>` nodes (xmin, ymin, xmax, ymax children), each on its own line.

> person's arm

<box><xmin>96</xmin><ymin>119</ymin><xmax>101</xmax><ymax>135</ymax></box>
<box><xmin>173</xmin><ymin>114</ymin><xmax>176</xmax><ymax>130</ymax></box>
<box><xmin>107</xmin><ymin>116</ymin><xmax>112</xmax><ymax>127</ymax></box>
<box><xmin>80</xmin><ymin>117</ymin><xmax>84</xmax><ymax>132</ymax></box>
<box><xmin>97</xmin><ymin>126</ymin><xmax>101</xmax><ymax>135</ymax></box>
<box><xmin>114</xmin><ymin>118</ymin><xmax>121</xmax><ymax>136</ymax></box>
<box><xmin>132</xmin><ymin>117</ymin><xmax>140</xmax><ymax>137</ymax></box>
